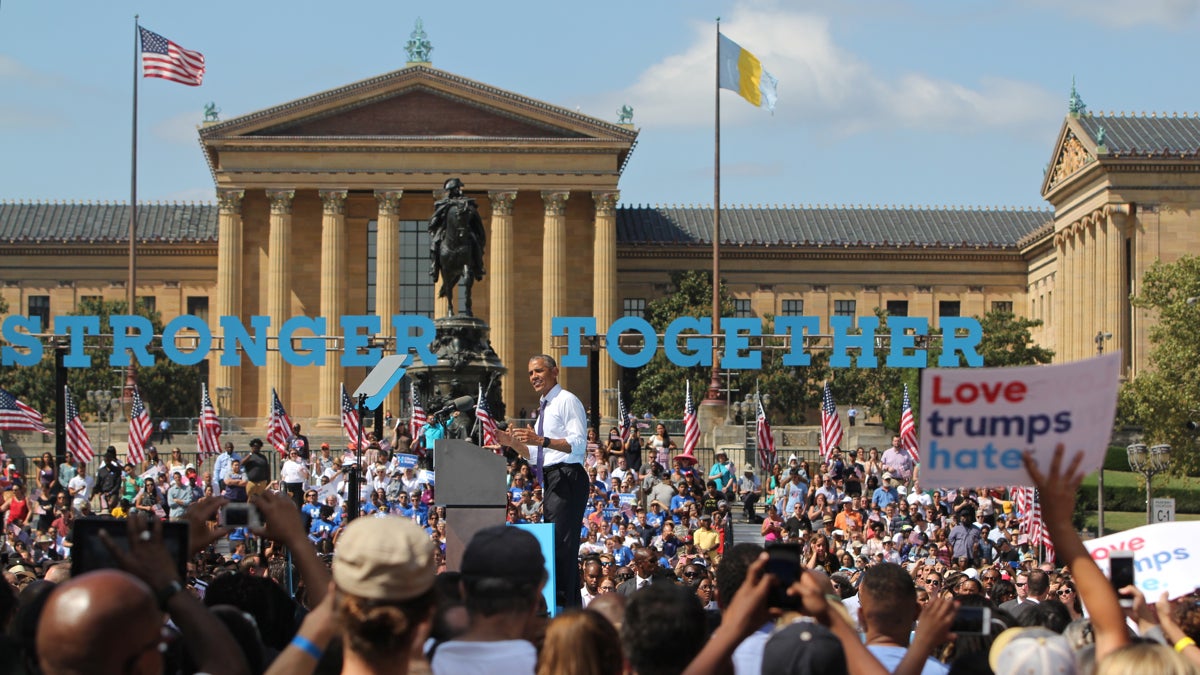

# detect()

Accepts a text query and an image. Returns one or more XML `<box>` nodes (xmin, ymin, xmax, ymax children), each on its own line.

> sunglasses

<box><xmin>600</xmin><ymin>561</ymin><xmax>614</xmax><ymax>567</ymax></box>
<box><xmin>682</xmin><ymin>571</ymin><xmax>700</xmax><ymax>578</ymax></box>
<box><xmin>618</xmin><ymin>574</ymin><xmax>633</xmax><ymax>581</ymax></box>
<box><xmin>1057</xmin><ymin>588</ymin><xmax>1074</xmax><ymax>596</ymax></box>
<box><xmin>925</xmin><ymin>578</ymin><xmax>941</xmax><ymax>584</ymax></box>
<box><xmin>1014</xmin><ymin>582</ymin><xmax>1028</xmax><ymax>586</ymax></box>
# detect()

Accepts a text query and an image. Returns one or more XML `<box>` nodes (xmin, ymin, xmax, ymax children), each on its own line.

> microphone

<box><xmin>432</xmin><ymin>395</ymin><xmax>475</xmax><ymax>417</ymax></box>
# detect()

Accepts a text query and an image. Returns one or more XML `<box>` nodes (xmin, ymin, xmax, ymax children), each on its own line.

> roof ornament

<box><xmin>405</xmin><ymin>18</ymin><xmax>433</xmax><ymax>65</ymax></box>
<box><xmin>617</xmin><ymin>104</ymin><xmax>634</xmax><ymax>125</ymax></box>
<box><xmin>1095</xmin><ymin>126</ymin><xmax>1106</xmax><ymax>148</ymax></box>
<box><xmin>203</xmin><ymin>102</ymin><xmax>220</xmax><ymax>123</ymax></box>
<box><xmin>1068</xmin><ymin>77</ymin><xmax>1087</xmax><ymax>116</ymax></box>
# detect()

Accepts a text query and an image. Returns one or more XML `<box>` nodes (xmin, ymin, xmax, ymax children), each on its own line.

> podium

<box><xmin>434</xmin><ymin>438</ymin><xmax>508</xmax><ymax>570</ymax></box>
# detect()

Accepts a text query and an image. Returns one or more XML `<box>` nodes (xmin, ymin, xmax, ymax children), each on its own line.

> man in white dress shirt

<box><xmin>496</xmin><ymin>354</ymin><xmax>589</xmax><ymax>610</ymax></box>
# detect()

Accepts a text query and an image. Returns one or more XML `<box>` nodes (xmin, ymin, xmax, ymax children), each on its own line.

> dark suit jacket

<box><xmin>617</xmin><ymin>576</ymin><xmax>652</xmax><ymax>598</ymax></box>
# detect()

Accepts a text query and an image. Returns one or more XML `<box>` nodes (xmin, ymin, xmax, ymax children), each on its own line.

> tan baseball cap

<box><xmin>333</xmin><ymin>517</ymin><xmax>435</xmax><ymax>601</ymax></box>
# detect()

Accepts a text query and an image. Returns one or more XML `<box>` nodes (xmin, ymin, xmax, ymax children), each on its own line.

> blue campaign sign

<box><xmin>511</xmin><ymin>523</ymin><xmax>558</xmax><ymax>617</ymax></box>
<box><xmin>394</xmin><ymin>453</ymin><xmax>419</xmax><ymax>469</ymax></box>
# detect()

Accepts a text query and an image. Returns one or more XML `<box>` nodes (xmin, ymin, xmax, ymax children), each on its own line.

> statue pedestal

<box><xmin>408</xmin><ymin>314</ymin><xmax>508</xmax><ymax>420</ymax></box>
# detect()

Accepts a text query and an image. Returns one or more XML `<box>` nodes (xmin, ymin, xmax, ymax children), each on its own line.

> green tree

<box><xmin>1118</xmin><ymin>255</ymin><xmax>1200</xmax><ymax>475</ymax></box>
<box><xmin>975</xmin><ymin>310</ymin><xmax>1054</xmax><ymax>367</ymax></box>
<box><xmin>0</xmin><ymin>298</ymin><xmax>202</xmax><ymax>423</ymax></box>
<box><xmin>628</xmin><ymin>271</ymin><xmax>735</xmax><ymax>419</ymax></box>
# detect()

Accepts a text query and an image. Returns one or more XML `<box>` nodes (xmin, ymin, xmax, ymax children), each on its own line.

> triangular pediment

<box><xmin>248</xmin><ymin>86</ymin><xmax>588</xmax><ymax>139</ymax></box>
<box><xmin>200</xmin><ymin>65</ymin><xmax>634</xmax><ymax>143</ymax></box>
<box><xmin>1041</xmin><ymin>120</ymin><xmax>1098</xmax><ymax>198</ymax></box>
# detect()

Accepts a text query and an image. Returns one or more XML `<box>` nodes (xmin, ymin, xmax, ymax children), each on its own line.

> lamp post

<box><xmin>731</xmin><ymin>388</ymin><xmax>770</xmax><ymax>471</ymax></box>
<box><xmin>1127</xmin><ymin>443</ymin><xmax>1171</xmax><ymax>525</ymax></box>
<box><xmin>86</xmin><ymin>389</ymin><xmax>123</xmax><ymax>450</ymax></box>
<box><xmin>215</xmin><ymin>386</ymin><xmax>233</xmax><ymax>428</ymax></box>
<box><xmin>1095</xmin><ymin>331</ymin><xmax>1112</xmax><ymax>536</ymax></box>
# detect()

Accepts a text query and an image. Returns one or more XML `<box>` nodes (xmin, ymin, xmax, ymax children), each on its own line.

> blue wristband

<box><xmin>290</xmin><ymin>635</ymin><xmax>323</xmax><ymax>660</ymax></box>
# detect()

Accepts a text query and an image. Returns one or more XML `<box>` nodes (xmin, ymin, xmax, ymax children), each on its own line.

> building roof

<box><xmin>616</xmin><ymin>205</ymin><xmax>1052</xmax><ymax>249</ymax></box>
<box><xmin>0</xmin><ymin>201</ymin><xmax>1052</xmax><ymax>249</ymax></box>
<box><xmin>1075</xmin><ymin>112</ymin><xmax>1200</xmax><ymax>156</ymax></box>
<box><xmin>0</xmin><ymin>202</ymin><xmax>218</xmax><ymax>244</ymax></box>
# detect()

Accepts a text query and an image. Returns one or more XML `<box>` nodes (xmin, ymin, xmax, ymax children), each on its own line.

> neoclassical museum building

<box><xmin>4</xmin><ymin>49</ymin><xmax>1200</xmax><ymax>427</ymax></box>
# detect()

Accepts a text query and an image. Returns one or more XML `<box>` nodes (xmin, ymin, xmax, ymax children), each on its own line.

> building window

<box><xmin>885</xmin><ymin>300</ymin><xmax>909</xmax><ymax>317</ymax></box>
<box><xmin>623</xmin><ymin>298</ymin><xmax>646</xmax><ymax>318</ymax></box>
<box><xmin>368</xmin><ymin>219</ymin><xmax>434</xmax><ymax>318</ymax></box>
<box><xmin>733</xmin><ymin>299</ymin><xmax>753</xmax><ymax>317</ymax></box>
<box><xmin>938</xmin><ymin>301</ymin><xmax>961</xmax><ymax>317</ymax></box>
<box><xmin>781</xmin><ymin>299</ymin><xmax>804</xmax><ymax>316</ymax></box>
<box><xmin>834</xmin><ymin>300</ymin><xmax>856</xmax><ymax>317</ymax></box>
<box><xmin>27</xmin><ymin>295</ymin><xmax>49</xmax><ymax>327</ymax></box>
<box><xmin>137</xmin><ymin>295</ymin><xmax>156</xmax><ymax>313</ymax></box>
<box><xmin>991</xmin><ymin>301</ymin><xmax>1013</xmax><ymax>314</ymax></box>
<box><xmin>187</xmin><ymin>296</ymin><xmax>210</xmax><ymax>322</ymax></box>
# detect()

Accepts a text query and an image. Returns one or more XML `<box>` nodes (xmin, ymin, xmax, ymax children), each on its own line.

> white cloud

<box><xmin>152</xmin><ymin>110</ymin><xmax>205</xmax><ymax>145</ymax></box>
<box><xmin>588</xmin><ymin>2</ymin><xmax>1058</xmax><ymax>139</ymax></box>
<box><xmin>1027</xmin><ymin>0</ymin><xmax>1200</xmax><ymax>28</ymax></box>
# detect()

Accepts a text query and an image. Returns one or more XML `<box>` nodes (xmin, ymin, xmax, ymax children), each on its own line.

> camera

<box><xmin>220</xmin><ymin>502</ymin><xmax>263</xmax><ymax>529</ymax></box>
<box><xmin>765</xmin><ymin>542</ymin><xmax>802</xmax><ymax>609</ymax></box>
<box><xmin>1109</xmin><ymin>551</ymin><xmax>1135</xmax><ymax>608</ymax></box>
<box><xmin>71</xmin><ymin>518</ymin><xmax>189</xmax><ymax>579</ymax></box>
<box><xmin>951</xmin><ymin>606</ymin><xmax>993</xmax><ymax>635</ymax></box>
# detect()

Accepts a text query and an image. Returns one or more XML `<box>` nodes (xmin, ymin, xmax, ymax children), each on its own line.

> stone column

<box><xmin>488</xmin><ymin>190</ymin><xmax>517</xmax><ymax>411</ymax></box>
<box><xmin>1080</xmin><ymin>225</ymin><xmax>1089</xmax><ymax>362</ymax></box>
<box><xmin>1082</xmin><ymin>224</ymin><xmax>1092</xmax><ymax>357</ymax></box>
<box><xmin>214</xmin><ymin>189</ymin><xmax>244</xmax><ymax>416</ymax></box>
<box><xmin>1054</xmin><ymin>237</ymin><xmax>1066</xmax><ymax>361</ymax></box>
<box><xmin>1066</xmin><ymin>232</ymin><xmax>1077</xmax><ymax>361</ymax></box>
<box><xmin>541</xmin><ymin>191</ymin><xmax>570</xmax><ymax>389</ymax></box>
<box><xmin>592</xmin><ymin>191</ymin><xmax>619</xmax><ymax>421</ymax></box>
<box><xmin>1109</xmin><ymin>212</ymin><xmax>1127</xmax><ymax>374</ymax></box>
<box><xmin>266</xmin><ymin>189</ymin><xmax>294</xmax><ymax>408</ymax></box>
<box><xmin>319</xmin><ymin>189</ymin><xmax>348</xmax><ymax>426</ymax></box>
<box><xmin>375</xmin><ymin>190</ymin><xmax>404</xmax><ymax>417</ymax></box>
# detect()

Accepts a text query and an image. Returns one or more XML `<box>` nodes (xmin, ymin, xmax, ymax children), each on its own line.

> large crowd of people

<box><xmin>2</xmin><ymin>411</ymin><xmax>1200</xmax><ymax>674</ymax></box>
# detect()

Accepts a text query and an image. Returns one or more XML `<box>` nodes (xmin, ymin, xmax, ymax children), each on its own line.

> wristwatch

<box><xmin>155</xmin><ymin>580</ymin><xmax>184</xmax><ymax>610</ymax></box>
<box><xmin>541</xmin><ymin>436</ymin><xmax>551</xmax><ymax>448</ymax></box>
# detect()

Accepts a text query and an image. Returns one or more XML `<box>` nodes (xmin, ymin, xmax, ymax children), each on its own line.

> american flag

<box><xmin>341</xmin><ymin>383</ymin><xmax>362</xmax><ymax>447</ymax></box>
<box><xmin>139</xmin><ymin>27</ymin><xmax>205</xmax><ymax>86</ymax></box>
<box><xmin>197</xmin><ymin>383</ymin><xmax>221</xmax><ymax>458</ymax></box>
<box><xmin>616</xmin><ymin>384</ymin><xmax>632</xmax><ymax>445</ymax></box>
<box><xmin>819</xmin><ymin>382</ymin><xmax>843</xmax><ymax>461</ymax></box>
<box><xmin>682</xmin><ymin>381</ymin><xmax>699</xmax><ymax>456</ymax></box>
<box><xmin>899</xmin><ymin>384</ymin><xmax>920</xmax><ymax>462</ymax></box>
<box><xmin>64</xmin><ymin>387</ymin><xmax>94</xmax><ymax>463</ymax></box>
<box><xmin>756</xmin><ymin>399</ymin><xmax>776</xmax><ymax>471</ymax></box>
<box><xmin>0</xmin><ymin>388</ymin><xmax>49</xmax><ymax>434</ymax></box>
<box><xmin>409</xmin><ymin>381</ymin><xmax>426</xmax><ymax>442</ymax></box>
<box><xmin>476</xmin><ymin>383</ymin><xmax>498</xmax><ymax>448</ymax></box>
<box><xmin>127</xmin><ymin>386</ymin><xmax>153</xmax><ymax>464</ymax></box>
<box><xmin>267</xmin><ymin>387</ymin><xmax>293</xmax><ymax>456</ymax></box>
<box><xmin>1022</xmin><ymin>487</ymin><xmax>1055</xmax><ymax>564</ymax></box>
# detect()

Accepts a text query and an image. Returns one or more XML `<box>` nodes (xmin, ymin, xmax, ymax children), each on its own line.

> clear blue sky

<box><xmin>4</xmin><ymin>0</ymin><xmax>1200</xmax><ymax>210</ymax></box>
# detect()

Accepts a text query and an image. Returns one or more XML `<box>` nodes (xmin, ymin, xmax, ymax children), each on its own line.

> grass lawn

<box><xmin>1082</xmin><ymin>510</ymin><xmax>1200</xmax><ymax>535</ymax></box>
<box><xmin>1080</xmin><ymin>470</ymin><xmax>1200</xmax><ymax>491</ymax></box>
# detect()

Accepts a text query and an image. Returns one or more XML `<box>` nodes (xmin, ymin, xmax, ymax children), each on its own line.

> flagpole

<box><xmin>126</xmin><ymin>14</ymin><xmax>140</xmax><ymax>405</ymax></box>
<box><xmin>704</xmin><ymin>18</ymin><xmax>724</xmax><ymax>404</ymax></box>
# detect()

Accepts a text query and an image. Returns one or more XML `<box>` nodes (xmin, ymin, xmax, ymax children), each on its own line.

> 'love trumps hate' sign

<box><xmin>0</xmin><ymin>313</ymin><xmax>986</xmax><ymax>370</ymax></box>
<box><xmin>918</xmin><ymin>352</ymin><xmax>1122</xmax><ymax>489</ymax></box>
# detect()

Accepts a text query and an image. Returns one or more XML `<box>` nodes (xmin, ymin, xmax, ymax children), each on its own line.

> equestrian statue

<box><xmin>428</xmin><ymin>177</ymin><xmax>486</xmax><ymax>316</ymax></box>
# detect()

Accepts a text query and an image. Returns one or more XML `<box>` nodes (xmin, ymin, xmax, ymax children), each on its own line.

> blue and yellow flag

<box><xmin>718</xmin><ymin>33</ymin><xmax>778</xmax><ymax>111</ymax></box>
